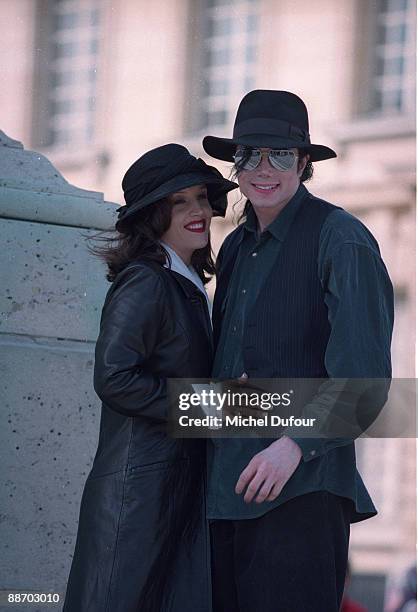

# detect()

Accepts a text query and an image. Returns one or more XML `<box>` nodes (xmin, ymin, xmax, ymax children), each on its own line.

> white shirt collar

<box><xmin>160</xmin><ymin>242</ymin><xmax>212</xmax><ymax>316</ymax></box>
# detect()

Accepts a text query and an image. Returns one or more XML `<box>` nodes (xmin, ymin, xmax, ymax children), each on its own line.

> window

<box><xmin>371</xmin><ymin>0</ymin><xmax>416</xmax><ymax>115</ymax></box>
<box><xmin>193</xmin><ymin>0</ymin><xmax>260</xmax><ymax>131</ymax></box>
<box><xmin>37</xmin><ymin>0</ymin><xmax>101</xmax><ymax>149</ymax></box>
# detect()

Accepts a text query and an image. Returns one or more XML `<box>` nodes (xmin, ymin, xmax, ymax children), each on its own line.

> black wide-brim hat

<box><xmin>202</xmin><ymin>90</ymin><xmax>337</xmax><ymax>163</ymax></box>
<box><xmin>117</xmin><ymin>143</ymin><xmax>238</xmax><ymax>227</ymax></box>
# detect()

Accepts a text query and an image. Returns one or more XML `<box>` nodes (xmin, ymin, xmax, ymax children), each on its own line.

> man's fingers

<box><xmin>235</xmin><ymin>462</ymin><xmax>258</xmax><ymax>495</ymax></box>
<box><xmin>243</xmin><ymin>472</ymin><xmax>265</xmax><ymax>504</ymax></box>
<box><xmin>255</xmin><ymin>479</ymin><xmax>276</xmax><ymax>504</ymax></box>
<box><xmin>265</xmin><ymin>481</ymin><xmax>284</xmax><ymax>502</ymax></box>
<box><xmin>235</xmin><ymin>460</ymin><xmax>267</xmax><ymax>503</ymax></box>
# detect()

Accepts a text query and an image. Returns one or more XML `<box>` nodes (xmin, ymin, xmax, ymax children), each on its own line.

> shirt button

<box><xmin>242</xmin><ymin>289</ymin><xmax>247</xmax><ymax>294</ymax></box>
<box><xmin>252</xmin><ymin>252</ymin><xmax>257</xmax><ymax>257</ymax></box>
<box><xmin>310</xmin><ymin>450</ymin><xmax>316</xmax><ymax>456</ymax></box>
<box><xmin>233</xmin><ymin>325</ymin><xmax>237</xmax><ymax>332</ymax></box>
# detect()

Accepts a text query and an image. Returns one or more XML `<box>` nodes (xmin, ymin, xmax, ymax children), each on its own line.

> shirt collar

<box><xmin>160</xmin><ymin>241</ymin><xmax>212</xmax><ymax>316</ymax></box>
<box><xmin>244</xmin><ymin>183</ymin><xmax>307</xmax><ymax>242</ymax></box>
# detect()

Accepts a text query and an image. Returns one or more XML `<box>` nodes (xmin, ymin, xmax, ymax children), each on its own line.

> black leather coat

<box><xmin>63</xmin><ymin>261</ymin><xmax>213</xmax><ymax>612</ymax></box>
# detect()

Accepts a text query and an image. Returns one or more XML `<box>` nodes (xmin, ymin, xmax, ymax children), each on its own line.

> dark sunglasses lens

<box><xmin>234</xmin><ymin>149</ymin><xmax>260</xmax><ymax>171</ymax></box>
<box><xmin>269</xmin><ymin>150</ymin><xmax>296</xmax><ymax>171</ymax></box>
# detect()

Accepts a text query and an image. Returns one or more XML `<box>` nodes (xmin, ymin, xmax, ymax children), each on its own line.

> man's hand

<box><xmin>235</xmin><ymin>436</ymin><xmax>303</xmax><ymax>504</ymax></box>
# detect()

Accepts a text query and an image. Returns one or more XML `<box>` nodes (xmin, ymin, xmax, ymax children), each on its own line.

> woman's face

<box><xmin>160</xmin><ymin>184</ymin><xmax>212</xmax><ymax>264</ymax></box>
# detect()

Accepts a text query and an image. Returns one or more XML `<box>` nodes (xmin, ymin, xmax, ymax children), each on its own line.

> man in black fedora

<box><xmin>202</xmin><ymin>90</ymin><xmax>394</xmax><ymax>611</ymax></box>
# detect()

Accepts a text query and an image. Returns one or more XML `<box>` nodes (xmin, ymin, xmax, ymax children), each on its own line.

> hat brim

<box><xmin>202</xmin><ymin>135</ymin><xmax>337</xmax><ymax>163</ymax></box>
<box><xmin>117</xmin><ymin>171</ymin><xmax>238</xmax><ymax>224</ymax></box>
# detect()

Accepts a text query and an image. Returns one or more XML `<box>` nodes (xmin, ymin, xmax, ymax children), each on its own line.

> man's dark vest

<box><xmin>213</xmin><ymin>192</ymin><xmax>340</xmax><ymax>378</ymax></box>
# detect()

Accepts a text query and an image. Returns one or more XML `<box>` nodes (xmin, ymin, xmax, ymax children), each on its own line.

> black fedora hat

<box><xmin>117</xmin><ymin>143</ymin><xmax>238</xmax><ymax>226</ymax></box>
<box><xmin>202</xmin><ymin>90</ymin><xmax>337</xmax><ymax>163</ymax></box>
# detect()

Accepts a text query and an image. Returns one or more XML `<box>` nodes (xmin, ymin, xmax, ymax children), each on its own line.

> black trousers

<box><xmin>210</xmin><ymin>491</ymin><xmax>351</xmax><ymax>612</ymax></box>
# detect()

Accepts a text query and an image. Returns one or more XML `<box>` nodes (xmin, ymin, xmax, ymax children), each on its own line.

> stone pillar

<box><xmin>0</xmin><ymin>131</ymin><xmax>118</xmax><ymax>610</ymax></box>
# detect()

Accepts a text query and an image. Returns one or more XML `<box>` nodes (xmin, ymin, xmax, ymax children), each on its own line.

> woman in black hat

<box><xmin>63</xmin><ymin>143</ymin><xmax>237</xmax><ymax>612</ymax></box>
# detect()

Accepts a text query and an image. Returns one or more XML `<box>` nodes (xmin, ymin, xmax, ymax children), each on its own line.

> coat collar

<box><xmin>166</xmin><ymin>268</ymin><xmax>206</xmax><ymax>300</ymax></box>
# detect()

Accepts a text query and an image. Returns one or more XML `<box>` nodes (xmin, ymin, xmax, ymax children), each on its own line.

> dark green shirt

<box><xmin>208</xmin><ymin>184</ymin><xmax>394</xmax><ymax>520</ymax></box>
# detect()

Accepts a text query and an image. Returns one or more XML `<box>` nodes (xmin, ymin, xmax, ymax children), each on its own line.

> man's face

<box><xmin>236</xmin><ymin>147</ymin><xmax>307</xmax><ymax>214</ymax></box>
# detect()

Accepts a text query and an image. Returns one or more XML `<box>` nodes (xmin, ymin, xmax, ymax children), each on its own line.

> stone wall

<box><xmin>0</xmin><ymin>131</ymin><xmax>117</xmax><ymax>611</ymax></box>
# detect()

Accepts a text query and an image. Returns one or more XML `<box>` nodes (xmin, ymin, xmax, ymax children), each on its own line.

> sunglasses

<box><xmin>233</xmin><ymin>146</ymin><xmax>299</xmax><ymax>171</ymax></box>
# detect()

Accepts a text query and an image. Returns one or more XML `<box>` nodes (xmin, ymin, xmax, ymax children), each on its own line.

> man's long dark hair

<box><xmin>90</xmin><ymin>197</ymin><xmax>215</xmax><ymax>284</ymax></box>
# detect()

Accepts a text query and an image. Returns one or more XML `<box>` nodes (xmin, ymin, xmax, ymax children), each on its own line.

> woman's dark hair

<box><xmin>231</xmin><ymin>147</ymin><xmax>313</xmax><ymax>223</ymax></box>
<box><xmin>89</xmin><ymin>198</ymin><xmax>215</xmax><ymax>284</ymax></box>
